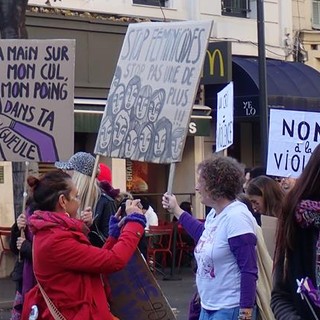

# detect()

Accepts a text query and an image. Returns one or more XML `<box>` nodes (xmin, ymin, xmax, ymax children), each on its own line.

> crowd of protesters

<box><xmin>8</xmin><ymin>144</ymin><xmax>320</xmax><ymax>320</ymax></box>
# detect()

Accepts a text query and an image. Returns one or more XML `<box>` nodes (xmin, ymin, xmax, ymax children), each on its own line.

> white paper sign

<box><xmin>267</xmin><ymin>109</ymin><xmax>320</xmax><ymax>178</ymax></box>
<box><xmin>215</xmin><ymin>81</ymin><xmax>233</xmax><ymax>152</ymax></box>
<box><xmin>94</xmin><ymin>20</ymin><xmax>213</xmax><ymax>164</ymax></box>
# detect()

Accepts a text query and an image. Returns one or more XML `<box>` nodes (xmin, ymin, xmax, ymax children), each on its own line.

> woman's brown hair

<box><xmin>28</xmin><ymin>170</ymin><xmax>72</xmax><ymax>212</ymax></box>
<box><xmin>246</xmin><ymin>175</ymin><xmax>284</xmax><ymax>217</ymax></box>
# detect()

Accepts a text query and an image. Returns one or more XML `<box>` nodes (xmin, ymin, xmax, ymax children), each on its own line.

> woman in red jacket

<box><xmin>21</xmin><ymin>170</ymin><xmax>146</xmax><ymax>320</ymax></box>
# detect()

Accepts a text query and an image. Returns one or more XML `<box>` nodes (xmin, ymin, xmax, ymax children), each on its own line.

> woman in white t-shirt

<box><xmin>162</xmin><ymin>156</ymin><xmax>258</xmax><ymax>320</ymax></box>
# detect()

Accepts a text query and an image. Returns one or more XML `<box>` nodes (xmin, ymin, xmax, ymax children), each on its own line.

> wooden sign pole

<box><xmin>84</xmin><ymin>154</ymin><xmax>100</xmax><ymax>209</ymax></box>
<box><xmin>164</xmin><ymin>163</ymin><xmax>181</xmax><ymax>281</ymax></box>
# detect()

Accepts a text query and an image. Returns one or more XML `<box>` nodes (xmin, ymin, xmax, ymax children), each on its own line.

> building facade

<box><xmin>24</xmin><ymin>0</ymin><xmax>297</xmax><ymax>216</ymax></box>
<box><xmin>2</xmin><ymin>0</ymin><xmax>317</xmax><ymax>225</ymax></box>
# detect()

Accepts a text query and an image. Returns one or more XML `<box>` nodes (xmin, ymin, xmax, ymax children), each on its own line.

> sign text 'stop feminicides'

<box><xmin>95</xmin><ymin>20</ymin><xmax>213</xmax><ymax>164</ymax></box>
<box><xmin>0</xmin><ymin>40</ymin><xmax>75</xmax><ymax>162</ymax></box>
<box><xmin>267</xmin><ymin>109</ymin><xmax>320</xmax><ymax>178</ymax></box>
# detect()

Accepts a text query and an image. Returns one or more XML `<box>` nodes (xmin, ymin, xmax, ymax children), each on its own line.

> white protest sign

<box><xmin>0</xmin><ymin>40</ymin><xmax>75</xmax><ymax>162</ymax></box>
<box><xmin>215</xmin><ymin>81</ymin><xmax>233</xmax><ymax>152</ymax></box>
<box><xmin>94</xmin><ymin>20</ymin><xmax>213</xmax><ymax>164</ymax></box>
<box><xmin>266</xmin><ymin>109</ymin><xmax>320</xmax><ymax>178</ymax></box>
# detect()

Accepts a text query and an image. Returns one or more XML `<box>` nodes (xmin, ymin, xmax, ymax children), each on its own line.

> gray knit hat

<box><xmin>55</xmin><ymin>152</ymin><xmax>95</xmax><ymax>176</ymax></box>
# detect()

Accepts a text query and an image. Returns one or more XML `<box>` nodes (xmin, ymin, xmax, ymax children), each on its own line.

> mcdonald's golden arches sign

<box><xmin>202</xmin><ymin>41</ymin><xmax>232</xmax><ymax>85</ymax></box>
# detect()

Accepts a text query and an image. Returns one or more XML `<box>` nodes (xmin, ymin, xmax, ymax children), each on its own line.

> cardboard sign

<box><xmin>95</xmin><ymin>20</ymin><xmax>213</xmax><ymax>164</ymax></box>
<box><xmin>215</xmin><ymin>81</ymin><xmax>233</xmax><ymax>152</ymax></box>
<box><xmin>109</xmin><ymin>250</ymin><xmax>176</xmax><ymax>320</ymax></box>
<box><xmin>0</xmin><ymin>40</ymin><xmax>75</xmax><ymax>162</ymax></box>
<box><xmin>266</xmin><ymin>109</ymin><xmax>320</xmax><ymax>178</ymax></box>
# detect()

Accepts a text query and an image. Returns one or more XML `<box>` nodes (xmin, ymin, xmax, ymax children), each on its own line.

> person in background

<box><xmin>97</xmin><ymin>162</ymin><xmax>120</xmax><ymax>199</ymax></box>
<box><xmin>97</xmin><ymin>163</ymin><xmax>112</xmax><ymax>185</ymax></box>
<box><xmin>132</xmin><ymin>196</ymin><xmax>158</xmax><ymax>259</ymax></box>
<box><xmin>139</xmin><ymin>197</ymin><xmax>159</xmax><ymax>230</ymax></box>
<box><xmin>9</xmin><ymin>197</ymin><xmax>37</xmax><ymax>320</ymax></box>
<box><xmin>271</xmin><ymin>144</ymin><xmax>320</xmax><ymax>319</ymax></box>
<box><xmin>115</xmin><ymin>191</ymin><xmax>134</xmax><ymax>210</ymax></box>
<box><xmin>55</xmin><ymin>152</ymin><xmax>117</xmax><ymax>242</ymax></box>
<box><xmin>250</xmin><ymin>167</ymin><xmax>266</xmax><ymax>180</ymax></box>
<box><xmin>180</xmin><ymin>201</ymin><xmax>193</xmax><ymax>215</ymax></box>
<box><xmin>246</xmin><ymin>175</ymin><xmax>284</xmax><ymax>218</ymax></box>
<box><xmin>279</xmin><ymin>175</ymin><xmax>296</xmax><ymax>193</ymax></box>
<box><xmin>162</xmin><ymin>156</ymin><xmax>258</xmax><ymax>320</ymax></box>
<box><xmin>21</xmin><ymin>170</ymin><xmax>146</xmax><ymax>320</ymax></box>
<box><xmin>173</xmin><ymin>201</ymin><xmax>192</xmax><ymax>222</ymax></box>
<box><xmin>243</xmin><ymin>168</ymin><xmax>251</xmax><ymax>193</ymax></box>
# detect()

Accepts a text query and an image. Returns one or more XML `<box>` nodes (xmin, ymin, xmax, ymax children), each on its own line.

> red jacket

<box><xmin>22</xmin><ymin>211</ymin><xmax>144</xmax><ymax>320</ymax></box>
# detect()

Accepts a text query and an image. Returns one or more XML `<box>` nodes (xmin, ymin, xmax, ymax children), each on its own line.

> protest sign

<box><xmin>95</xmin><ymin>20</ymin><xmax>213</xmax><ymax>163</ymax></box>
<box><xmin>0</xmin><ymin>40</ymin><xmax>75</xmax><ymax>162</ymax></box>
<box><xmin>266</xmin><ymin>109</ymin><xmax>320</xmax><ymax>178</ymax></box>
<box><xmin>215</xmin><ymin>81</ymin><xmax>233</xmax><ymax>152</ymax></box>
<box><xmin>109</xmin><ymin>250</ymin><xmax>176</xmax><ymax>320</ymax></box>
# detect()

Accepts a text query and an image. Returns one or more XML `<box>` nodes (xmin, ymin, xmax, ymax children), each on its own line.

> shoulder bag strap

<box><xmin>32</xmin><ymin>239</ymin><xmax>66</xmax><ymax>320</ymax></box>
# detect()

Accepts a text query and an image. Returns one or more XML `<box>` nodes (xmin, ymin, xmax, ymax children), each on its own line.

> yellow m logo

<box><xmin>206</xmin><ymin>49</ymin><xmax>224</xmax><ymax>77</ymax></box>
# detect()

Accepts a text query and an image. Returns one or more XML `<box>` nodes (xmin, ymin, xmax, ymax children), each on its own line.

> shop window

<box><xmin>222</xmin><ymin>0</ymin><xmax>250</xmax><ymax>18</ymax></box>
<box><xmin>133</xmin><ymin>0</ymin><xmax>169</xmax><ymax>7</ymax></box>
<box><xmin>313</xmin><ymin>0</ymin><xmax>320</xmax><ymax>29</ymax></box>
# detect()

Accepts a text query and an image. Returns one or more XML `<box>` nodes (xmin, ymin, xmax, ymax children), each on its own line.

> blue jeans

<box><xmin>199</xmin><ymin>307</ymin><xmax>240</xmax><ymax>320</ymax></box>
<box><xmin>199</xmin><ymin>306</ymin><xmax>257</xmax><ymax>320</ymax></box>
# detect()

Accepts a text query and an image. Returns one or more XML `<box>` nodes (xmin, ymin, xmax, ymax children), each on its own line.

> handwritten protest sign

<box><xmin>0</xmin><ymin>40</ymin><xmax>75</xmax><ymax>162</ymax></box>
<box><xmin>95</xmin><ymin>20</ymin><xmax>213</xmax><ymax>163</ymax></box>
<box><xmin>215</xmin><ymin>81</ymin><xmax>233</xmax><ymax>152</ymax></box>
<box><xmin>266</xmin><ymin>109</ymin><xmax>320</xmax><ymax>178</ymax></box>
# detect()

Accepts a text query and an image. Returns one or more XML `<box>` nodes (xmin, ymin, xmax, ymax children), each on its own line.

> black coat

<box><xmin>92</xmin><ymin>193</ymin><xmax>117</xmax><ymax>238</ymax></box>
<box><xmin>271</xmin><ymin>226</ymin><xmax>320</xmax><ymax>320</ymax></box>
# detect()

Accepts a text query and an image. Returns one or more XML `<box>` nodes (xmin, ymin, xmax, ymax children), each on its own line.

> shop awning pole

<box><xmin>257</xmin><ymin>0</ymin><xmax>269</xmax><ymax>167</ymax></box>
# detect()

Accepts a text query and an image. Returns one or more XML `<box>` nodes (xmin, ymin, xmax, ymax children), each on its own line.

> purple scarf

<box><xmin>295</xmin><ymin>200</ymin><xmax>320</xmax><ymax>228</ymax></box>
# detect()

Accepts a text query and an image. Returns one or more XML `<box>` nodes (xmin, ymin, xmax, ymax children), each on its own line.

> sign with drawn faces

<box><xmin>95</xmin><ymin>20</ymin><xmax>213</xmax><ymax>164</ymax></box>
<box><xmin>0</xmin><ymin>40</ymin><xmax>75</xmax><ymax>162</ymax></box>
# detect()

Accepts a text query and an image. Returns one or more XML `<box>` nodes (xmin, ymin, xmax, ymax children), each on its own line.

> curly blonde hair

<box><xmin>198</xmin><ymin>156</ymin><xmax>245</xmax><ymax>201</ymax></box>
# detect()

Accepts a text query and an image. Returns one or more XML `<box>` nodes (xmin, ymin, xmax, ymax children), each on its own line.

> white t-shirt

<box><xmin>145</xmin><ymin>206</ymin><xmax>159</xmax><ymax>230</ymax></box>
<box><xmin>194</xmin><ymin>200</ymin><xmax>257</xmax><ymax>310</ymax></box>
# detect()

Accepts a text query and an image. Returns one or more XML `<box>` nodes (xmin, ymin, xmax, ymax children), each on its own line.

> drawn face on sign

<box><xmin>135</xmin><ymin>85</ymin><xmax>152</xmax><ymax>121</ymax></box>
<box><xmin>138</xmin><ymin>124</ymin><xmax>152</xmax><ymax>154</ymax></box>
<box><xmin>171</xmin><ymin>127</ymin><xmax>185</xmax><ymax>161</ymax></box>
<box><xmin>148</xmin><ymin>89</ymin><xmax>166</xmax><ymax>123</ymax></box>
<box><xmin>113</xmin><ymin>110</ymin><xmax>130</xmax><ymax>147</ymax></box>
<box><xmin>154</xmin><ymin>128</ymin><xmax>167</xmax><ymax>157</ymax></box>
<box><xmin>99</xmin><ymin>117</ymin><xmax>113</xmax><ymax>149</ymax></box>
<box><xmin>111</xmin><ymin>66</ymin><xmax>122</xmax><ymax>91</ymax></box>
<box><xmin>124</xmin><ymin>76</ymin><xmax>141</xmax><ymax>111</ymax></box>
<box><xmin>153</xmin><ymin>117</ymin><xmax>172</xmax><ymax>161</ymax></box>
<box><xmin>111</xmin><ymin>84</ymin><xmax>125</xmax><ymax>115</ymax></box>
<box><xmin>124</xmin><ymin>129</ymin><xmax>138</xmax><ymax>158</ymax></box>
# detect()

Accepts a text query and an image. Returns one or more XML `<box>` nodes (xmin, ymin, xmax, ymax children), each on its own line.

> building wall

<box><xmin>292</xmin><ymin>0</ymin><xmax>320</xmax><ymax>70</ymax></box>
<box><xmin>25</xmin><ymin>0</ymin><xmax>293</xmax><ymax>212</ymax></box>
<box><xmin>29</xmin><ymin>0</ymin><xmax>290</xmax><ymax>59</ymax></box>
